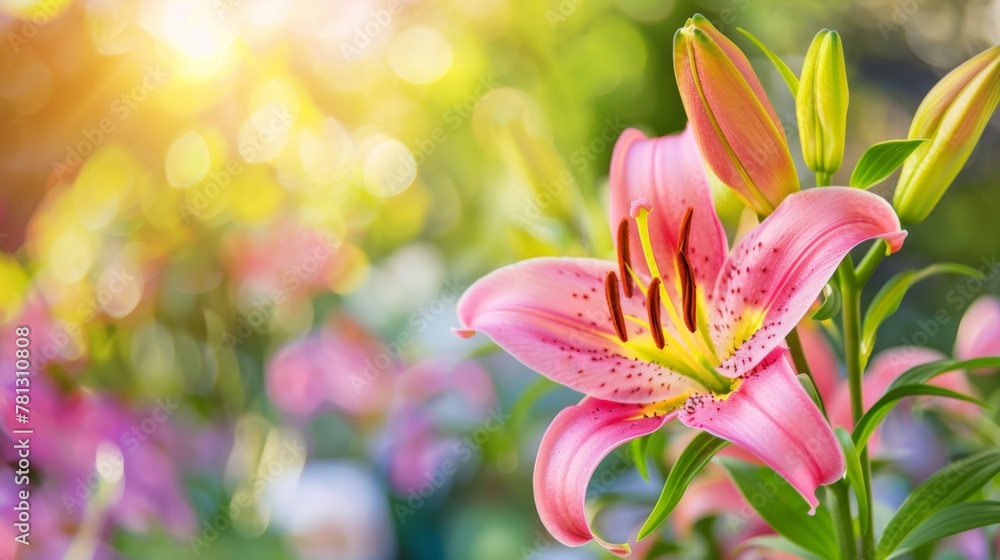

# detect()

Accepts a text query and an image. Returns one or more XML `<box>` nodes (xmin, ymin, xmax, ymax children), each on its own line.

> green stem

<box><xmin>854</xmin><ymin>240</ymin><xmax>888</xmax><ymax>287</ymax></box>
<box><xmin>816</xmin><ymin>171</ymin><xmax>831</xmax><ymax>187</ymax></box>
<box><xmin>786</xmin><ymin>327</ymin><xmax>825</xmax><ymax>415</ymax></box>
<box><xmin>840</xmin><ymin>259</ymin><xmax>877</xmax><ymax>558</ymax></box>
<box><xmin>829</xmin><ymin>482</ymin><xmax>857</xmax><ymax>560</ymax></box>
<box><xmin>786</xmin><ymin>327</ymin><xmax>813</xmax><ymax>379</ymax></box>
<box><xmin>840</xmin><ymin>263</ymin><xmax>863</xmax><ymax>422</ymax></box>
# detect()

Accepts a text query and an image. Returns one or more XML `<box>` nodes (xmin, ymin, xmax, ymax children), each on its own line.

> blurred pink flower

<box><xmin>383</xmin><ymin>413</ymin><xmax>458</xmax><ymax>496</ymax></box>
<box><xmin>0</xmin><ymin>465</ymin><xmax>117</xmax><ymax>560</ymax></box>
<box><xmin>391</xmin><ymin>358</ymin><xmax>495</xmax><ymax>418</ymax></box>
<box><xmin>222</xmin><ymin>222</ymin><xmax>352</xmax><ymax>299</ymax></box>
<box><xmin>1</xmin><ymin>465</ymin><xmax>21</xmax><ymax>560</ymax></box>
<box><xmin>266</xmin><ymin>318</ymin><xmax>396</xmax><ymax>417</ymax></box>
<box><xmin>0</xmin><ymin>291</ymin><xmax>87</xmax><ymax>386</ymax></box>
<box><xmin>955</xmin><ymin>295</ymin><xmax>1000</xmax><ymax>370</ymax></box>
<box><xmin>381</xmin><ymin>357</ymin><xmax>497</xmax><ymax>495</ymax></box>
<box><xmin>0</xmin><ymin>293</ymin><xmax>195</xmax><ymax>549</ymax></box>
<box><xmin>265</xmin><ymin>319</ymin><xmax>499</xmax><ymax>497</ymax></box>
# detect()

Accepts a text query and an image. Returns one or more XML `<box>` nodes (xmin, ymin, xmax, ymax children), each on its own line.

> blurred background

<box><xmin>1</xmin><ymin>0</ymin><xmax>998</xmax><ymax>558</ymax></box>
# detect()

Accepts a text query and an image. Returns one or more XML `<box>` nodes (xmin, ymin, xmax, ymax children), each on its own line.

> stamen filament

<box><xmin>623</xmin><ymin>307</ymin><xmax>686</xmax><ymax>353</ymax></box>
<box><xmin>620</xmin><ymin>313</ymin><xmax>731</xmax><ymax>393</ymax></box>
<box><xmin>605</xmin><ymin>271</ymin><xmax>629</xmax><ymax>342</ymax></box>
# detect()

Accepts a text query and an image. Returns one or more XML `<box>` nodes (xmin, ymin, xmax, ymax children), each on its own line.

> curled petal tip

<box><xmin>602</xmin><ymin>542</ymin><xmax>631</xmax><ymax>558</ymax></box>
<box><xmin>535</xmin><ymin>398</ymin><xmax>672</xmax><ymax>557</ymax></box>
<box><xmin>452</xmin><ymin>327</ymin><xmax>476</xmax><ymax>339</ymax></box>
<box><xmin>885</xmin><ymin>230</ymin><xmax>908</xmax><ymax>254</ymax></box>
<box><xmin>629</xmin><ymin>198</ymin><xmax>652</xmax><ymax>217</ymax></box>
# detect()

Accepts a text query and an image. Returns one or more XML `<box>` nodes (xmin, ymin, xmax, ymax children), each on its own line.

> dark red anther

<box><xmin>677</xmin><ymin>252</ymin><xmax>697</xmax><ymax>333</ymax></box>
<box><xmin>677</xmin><ymin>207</ymin><xmax>693</xmax><ymax>255</ymax></box>
<box><xmin>605</xmin><ymin>271</ymin><xmax>628</xmax><ymax>342</ymax></box>
<box><xmin>616</xmin><ymin>218</ymin><xmax>634</xmax><ymax>298</ymax></box>
<box><xmin>647</xmin><ymin>277</ymin><xmax>665</xmax><ymax>349</ymax></box>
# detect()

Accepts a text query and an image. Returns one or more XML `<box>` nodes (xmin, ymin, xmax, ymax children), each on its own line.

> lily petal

<box><xmin>955</xmin><ymin>295</ymin><xmax>1000</xmax><ymax>365</ymax></box>
<box><xmin>712</xmin><ymin>187</ymin><xmax>906</xmax><ymax>376</ymax></box>
<box><xmin>679</xmin><ymin>348</ymin><xmax>845</xmax><ymax>512</ymax></box>
<box><xmin>609</xmin><ymin>126</ymin><xmax>729</xmax><ymax>296</ymax></box>
<box><xmin>534</xmin><ymin>397</ymin><xmax>675</xmax><ymax>556</ymax></box>
<box><xmin>457</xmin><ymin>257</ymin><xmax>705</xmax><ymax>403</ymax></box>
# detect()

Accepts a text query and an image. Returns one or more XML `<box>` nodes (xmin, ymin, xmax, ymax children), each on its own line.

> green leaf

<box><xmin>797</xmin><ymin>374</ymin><xmax>825</xmax><ymax>413</ymax></box>
<box><xmin>888</xmin><ymin>356</ymin><xmax>1000</xmax><ymax>389</ymax></box>
<box><xmin>811</xmin><ymin>282</ymin><xmax>842</xmax><ymax>321</ymax></box>
<box><xmin>860</xmin><ymin>263</ymin><xmax>984</xmax><ymax>361</ymax></box>
<box><xmin>643</xmin><ymin>539</ymin><xmax>682</xmax><ymax>557</ymax></box>
<box><xmin>834</xmin><ymin>427</ymin><xmax>868</xmax><ymax>534</ymax></box>
<box><xmin>719</xmin><ymin>459</ymin><xmax>836</xmax><ymax>558</ymax></box>
<box><xmin>739</xmin><ymin>536</ymin><xmax>825</xmax><ymax>560</ymax></box>
<box><xmin>875</xmin><ymin>451</ymin><xmax>1000</xmax><ymax>560</ymax></box>
<box><xmin>499</xmin><ymin>377</ymin><xmax>561</xmax><ymax>456</ymax></box>
<box><xmin>637</xmin><ymin>433</ymin><xmax>729</xmax><ymax>540</ymax></box>
<box><xmin>850</xmin><ymin>357</ymin><xmax>1000</xmax><ymax>453</ymax></box>
<box><xmin>849</xmin><ymin>139</ymin><xmax>928</xmax><ymax>189</ymax></box>
<box><xmin>509</xmin><ymin>377</ymin><xmax>559</xmax><ymax>428</ymax></box>
<box><xmin>630</xmin><ymin>434</ymin><xmax>652</xmax><ymax>482</ymax></box>
<box><xmin>889</xmin><ymin>501</ymin><xmax>1000</xmax><ymax>559</ymax></box>
<box><xmin>694</xmin><ymin>516</ymin><xmax>722</xmax><ymax>559</ymax></box>
<box><xmin>853</xmin><ymin>384</ymin><xmax>987</xmax><ymax>453</ymax></box>
<box><xmin>737</xmin><ymin>28</ymin><xmax>800</xmax><ymax>96</ymax></box>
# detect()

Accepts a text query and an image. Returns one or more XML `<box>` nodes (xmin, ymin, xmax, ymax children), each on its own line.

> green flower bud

<box><xmin>894</xmin><ymin>45</ymin><xmax>1000</xmax><ymax>223</ymax></box>
<box><xmin>797</xmin><ymin>29</ymin><xmax>849</xmax><ymax>178</ymax></box>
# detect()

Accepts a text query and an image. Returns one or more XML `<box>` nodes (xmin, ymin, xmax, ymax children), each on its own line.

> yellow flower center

<box><xmin>604</xmin><ymin>202</ymin><xmax>736</xmax><ymax>395</ymax></box>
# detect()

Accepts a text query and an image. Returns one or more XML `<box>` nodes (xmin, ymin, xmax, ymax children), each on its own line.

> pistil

<box><xmin>630</xmin><ymin>200</ymin><xmax>690</xmax><ymax>342</ymax></box>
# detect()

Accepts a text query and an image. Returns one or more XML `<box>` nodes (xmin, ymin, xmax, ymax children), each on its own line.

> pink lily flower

<box><xmin>456</xmin><ymin>126</ymin><xmax>906</xmax><ymax>555</ymax></box>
